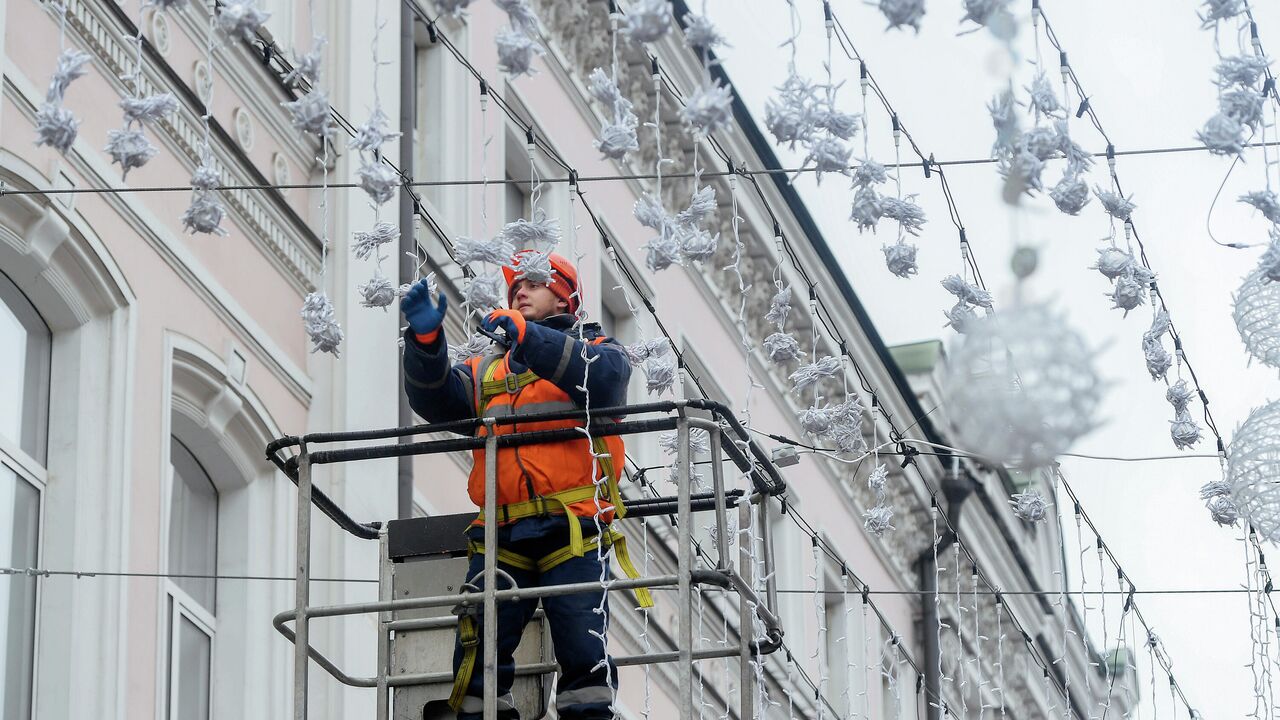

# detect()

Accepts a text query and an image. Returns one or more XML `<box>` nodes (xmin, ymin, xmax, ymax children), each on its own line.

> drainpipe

<box><xmin>396</xmin><ymin>1</ymin><xmax>416</xmax><ymax>520</ymax></box>
<box><xmin>916</xmin><ymin>454</ymin><xmax>974</xmax><ymax>720</ymax></box>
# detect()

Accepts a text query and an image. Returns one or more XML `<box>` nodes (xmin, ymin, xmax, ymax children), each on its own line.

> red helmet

<box><xmin>502</xmin><ymin>251</ymin><xmax>581</xmax><ymax>314</ymax></box>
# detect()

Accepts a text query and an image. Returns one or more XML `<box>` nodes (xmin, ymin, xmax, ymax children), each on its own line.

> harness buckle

<box><xmin>452</xmin><ymin>604</ymin><xmax>482</xmax><ymax>625</ymax></box>
<box><xmin>504</xmin><ymin>374</ymin><xmax>520</xmax><ymax>394</ymax></box>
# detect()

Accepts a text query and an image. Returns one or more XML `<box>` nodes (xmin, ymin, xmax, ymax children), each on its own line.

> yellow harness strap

<box><xmin>480</xmin><ymin>367</ymin><xmax>539</xmax><ymax>399</ymax></box>
<box><xmin>475</xmin><ymin>485</ymin><xmax>594</xmax><ymax>557</ymax></box>
<box><xmin>448</xmin><ymin>615</ymin><xmax>480</xmax><ymax>712</ymax></box>
<box><xmin>467</xmin><ymin>527</ymin><xmax>655</xmax><ymax>609</ymax></box>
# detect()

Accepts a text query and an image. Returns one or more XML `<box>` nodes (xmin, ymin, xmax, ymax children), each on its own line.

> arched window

<box><xmin>0</xmin><ymin>268</ymin><xmax>51</xmax><ymax>720</ymax></box>
<box><xmin>166</xmin><ymin>437</ymin><xmax>218</xmax><ymax>720</ymax></box>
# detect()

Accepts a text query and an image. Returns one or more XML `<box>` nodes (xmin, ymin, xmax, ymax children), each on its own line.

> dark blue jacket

<box><xmin>402</xmin><ymin>314</ymin><xmax>632</xmax><ymax>541</ymax></box>
<box><xmin>403</xmin><ymin>313</ymin><xmax>631</xmax><ymax>422</ymax></box>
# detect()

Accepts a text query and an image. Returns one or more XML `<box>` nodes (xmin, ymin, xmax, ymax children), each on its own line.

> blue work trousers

<box><xmin>453</xmin><ymin>534</ymin><xmax>618</xmax><ymax>720</ymax></box>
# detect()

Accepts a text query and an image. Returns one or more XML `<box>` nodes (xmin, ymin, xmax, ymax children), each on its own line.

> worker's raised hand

<box><xmin>482</xmin><ymin>309</ymin><xmax>527</xmax><ymax>345</ymax></box>
<box><xmin>401</xmin><ymin>279</ymin><xmax>448</xmax><ymax>337</ymax></box>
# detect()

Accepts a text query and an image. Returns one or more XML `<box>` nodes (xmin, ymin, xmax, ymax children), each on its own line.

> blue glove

<box><xmin>401</xmin><ymin>279</ymin><xmax>448</xmax><ymax>338</ymax></box>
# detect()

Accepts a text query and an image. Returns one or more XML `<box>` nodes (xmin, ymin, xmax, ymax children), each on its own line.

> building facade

<box><xmin>0</xmin><ymin>0</ymin><xmax>1128</xmax><ymax>718</ymax></box>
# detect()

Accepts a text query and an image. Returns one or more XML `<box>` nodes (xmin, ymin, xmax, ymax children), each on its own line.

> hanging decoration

<box><xmin>763</xmin><ymin>285</ymin><xmax>806</xmax><ymax>365</ymax></box>
<box><xmin>454</xmin><ymin>236</ymin><xmax>515</xmax><ymax>266</ymax></box>
<box><xmin>1258</xmin><ymin>232</ymin><xmax>1280</xmax><ymax>282</ymax></box>
<box><xmin>944</xmin><ymin>290</ymin><xmax>1103</xmax><ymax>468</ymax></box>
<box><xmin>1088</xmin><ymin>197</ymin><xmax>1154</xmax><ymax>318</ymax></box>
<box><xmin>1091</xmin><ymin>245</ymin><xmax>1138</xmax><ymax>280</ymax></box>
<box><xmin>182</xmin><ymin>1</ymin><xmax>228</xmax><ymax>236</ymax></box>
<box><xmin>292</xmin><ymin>3</ymin><xmax>341</xmax><ymax>356</ymax></box>
<box><xmin>215</xmin><ymin>0</ymin><xmax>270</xmax><ymax>41</ymax></box>
<box><xmin>850</xmin><ymin>160</ymin><xmax>887</xmax><ymax>232</ymax></box>
<box><xmin>877</xmin><ymin>0</ymin><xmax>926</xmax><ymax>32</ymax></box>
<box><xmin>351</xmin><ymin>1</ymin><xmax>404</xmax><ymax>312</ymax></box>
<box><xmin>494</xmin><ymin>0</ymin><xmax>544</xmax><ymax>77</ymax></box>
<box><xmin>788</xmin><ymin>355</ymin><xmax>841</xmax><ymax>395</ymax></box>
<box><xmin>988</xmin><ymin>45</ymin><xmax>1094</xmax><ymax>207</ymax></box>
<box><xmin>1167</xmin><ymin>379</ymin><xmax>1203</xmax><ymax>450</ymax></box>
<box><xmin>1200</xmin><ymin>479</ymin><xmax>1240</xmax><ymax>527</ymax></box>
<box><xmin>1234</xmin><ymin>269</ymin><xmax>1280</xmax><ymax>369</ymax></box>
<box><xmin>1141</xmin><ymin>310</ymin><xmax>1172</xmax><ymax>380</ymax></box>
<box><xmin>301</xmin><ymin>289</ymin><xmax>343</xmax><ymax>356</ymax></box>
<box><xmin>1199</xmin><ymin>0</ymin><xmax>1246</xmax><ymax>27</ymax></box>
<box><xmin>959</xmin><ymin>0</ymin><xmax>1012</xmax><ymax>33</ymax></box>
<box><xmin>683</xmin><ymin>11</ymin><xmax>729</xmax><ymax>52</ymax></box>
<box><xmin>1197</xmin><ymin>53</ymin><xmax>1270</xmax><ymax>157</ymax></box>
<box><xmin>587</xmin><ymin>68</ymin><xmax>640</xmax><ymax>160</ymax></box>
<box><xmin>35</xmin><ymin>3</ymin><xmax>90</xmax><ymax>154</ymax></box>
<box><xmin>940</xmin><ymin>274</ymin><xmax>992</xmax><ymax>335</ymax></box>
<box><xmin>181</xmin><ymin>162</ymin><xmax>228</xmax><ymax>235</ymax></box>
<box><xmin>615</xmin><ymin>0</ymin><xmax>673</xmax><ymax>44</ymax></box>
<box><xmin>1009</xmin><ymin>489</ymin><xmax>1050</xmax><ymax>522</ymax></box>
<box><xmin>636</xmin><ymin>187</ymin><xmax>720</xmax><ymax>271</ymax></box>
<box><xmin>1227</xmin><ymin>400</ymin><xmax>1280</xmax><ymax>542</ymax></box>
<box><xmin>1241</xmin><ymin>191</ymin><xmax>1280</xmax><ymax>225</ymax></box>
<box><xmin>108</xmin><ymin>1</ymin><xmax>179</xmax><ymax>180</ymax></box>
<box><xmin>624</xmin><ymin>337</ymin><xmax>671</xmax><ymax>367</ymax></box>
<box><xmin>1094</xmin><ymin>186</ymin><xmax>1137</xmax><ymax>222</ymax></box>
<box><xmin>679</xmin><ymin>80</ymin><xmax>734</xmax><ymax>137</ymax></box>
<box><xmin>643</xmin><ymin>343</ymin><xmax>678</xmax><ymax>395</ymax></box>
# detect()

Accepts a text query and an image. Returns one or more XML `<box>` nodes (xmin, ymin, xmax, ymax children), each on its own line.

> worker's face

<box><xmin>510</xmin><ymin>279</ymin><xmax>568</xmax><ymax>321</ymax></box>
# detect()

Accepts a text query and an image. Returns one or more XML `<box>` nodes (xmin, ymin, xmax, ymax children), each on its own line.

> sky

<box><xmin>701</xmin><ymin>0</ymin><xmax>1280</xmax><ymax>717</ymax></box>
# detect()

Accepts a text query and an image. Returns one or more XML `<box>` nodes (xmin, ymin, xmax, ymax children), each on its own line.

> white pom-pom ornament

<box><xmin>944</xmin><ymin>303</ymin><xmax>1104</xmax><ymax>469</ymax></box>
<box><xmin>1227</xmin><ymin>400</ymin><xmax>1280</xmax><ymax>542</ymax></box>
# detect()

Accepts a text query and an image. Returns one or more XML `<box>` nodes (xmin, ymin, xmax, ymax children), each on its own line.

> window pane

<box><xmin>176</xmin><ymin>615</ymin><xmax>211</xmax><ymax>720</ymax></box>
<box><xmin>0</xmin><ymin>271</ymin><xmax>51</xmax><ymax>463</ymax></box>
<box><xmin>0</xmin><ymin>465</ymin><xmax>39</xmax><ymax>720</ymax></box>
<box><xmin>169</xmin><ymin>439</ymin><xmax>218</xmax><ymax>611</ymax></box>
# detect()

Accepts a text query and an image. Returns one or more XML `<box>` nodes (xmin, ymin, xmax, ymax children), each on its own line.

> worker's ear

<box><xmin>555</xmin><ymin>298</ymin><xmax>569</xmax><ymax>312</ymax></box>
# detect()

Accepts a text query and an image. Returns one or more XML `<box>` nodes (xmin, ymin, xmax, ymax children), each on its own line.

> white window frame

<box><xmin>165</xmin><ymin>582</ymin><xmax>216</xmax><ymax>720</ymax></box>
<box><xmin>0</xmin><ymin>270</ymin><xmax>51</xmax><ymax>720</ymax></box>
<box><xmin>156</xmin><ymin>336</ymin><xmax>293</xmax><ymax>719</ymax></box>
<box><xmin>0</xmin><ymin>450</ymin><xmax>45</xmax><ymax>720</ymax></box>
<box><xmin>162</xmin><ymin>450</ymin><xmax>219</xmax><ymax>720</ymax></box>
<box><xmin>1</xmin><ymin>164</ymin><xmax>136</xmax><ymax>720</ymax></box>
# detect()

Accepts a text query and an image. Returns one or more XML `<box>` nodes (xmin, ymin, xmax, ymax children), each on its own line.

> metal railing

<box><xmin>266</xmin><ymin>400</ymin><xmax>788</xmax><ymax>720</ymax></box>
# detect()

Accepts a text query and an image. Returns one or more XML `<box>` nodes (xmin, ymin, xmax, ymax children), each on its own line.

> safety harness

<box><xmin>448</xmin><ymin>352</ymin><xmax>653</xmax><ymax>712</ymax></box>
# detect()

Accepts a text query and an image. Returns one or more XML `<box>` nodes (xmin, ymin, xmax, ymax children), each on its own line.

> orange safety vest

<box><xmin>463</xmin><ymin>341</ymin><xmax>627</xmax><ymax>532</ymax></box>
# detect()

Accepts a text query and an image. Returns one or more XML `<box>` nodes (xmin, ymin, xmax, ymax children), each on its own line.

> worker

<box><xmin>400</xmin><ymin>251</ymin><xmax>646</xmax><ymax>720</ymax></box>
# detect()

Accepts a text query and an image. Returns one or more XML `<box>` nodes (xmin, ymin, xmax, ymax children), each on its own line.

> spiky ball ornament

<box><xmin>1233</xmin><ymin>271</ymin><xmax>1280</xmax><ymax>369</ymax></box>
<box><xmin>1010</xmin><ymin>489</ymin><xmax>1050</xmax><ymax>523</ymax></box>
<box><xmin>1227</xmin><ymin>400</ymin><xmax>1280</xmax><ymax>542</ymax></box>
<box><xmin>644</xmin><ymin>353</ymin><xmax>677</xmax><ymax>396</ymax></box>
<box><xmin>863</xmin><ymin>505</ymin><xmax>896</xmax><ymax>537</ymax></box>
<box><xmin>943</xmin><ymin>303</ymin><xmax>1104</xmax><ymax>469</ymax></box>
<box><xmin>878</xmin><ymin>0</ymin><xmax>925</xmax><ymax>32</ymax></box>
<box><xmin>616</xmin><ymin>0</ymin><xmax>673</xmax><ymax>44</ymax></box>
<box><xmin>882</xmin><ymin>241</ymin><xmax>919</xmax><ymax>278</ymax></box>
<box><xmin>301</xmin><ymin>291</ymin><xmax>343</xmax><ymax>356</ymax></box>
<box><xmin>764</xmin><ymin>332</ymin><xmax>805</xmax><ymax>364</ymax></box>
